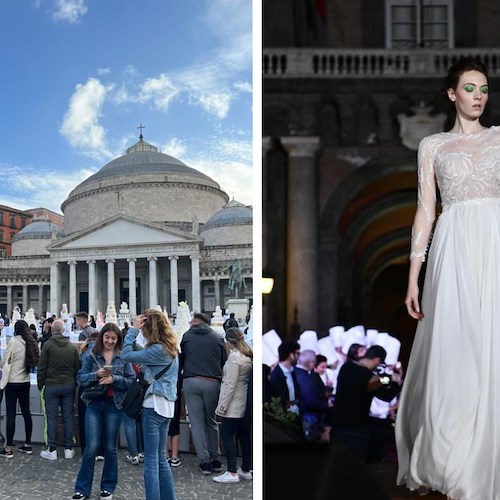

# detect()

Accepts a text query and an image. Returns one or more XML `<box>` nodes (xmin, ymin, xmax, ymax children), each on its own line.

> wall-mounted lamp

<box><xmin>262</xmin><ymin>277</ymin><xmax>274</xmax><ymax>295</ymax></box>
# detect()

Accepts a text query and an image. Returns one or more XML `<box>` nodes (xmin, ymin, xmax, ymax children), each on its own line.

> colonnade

<box><xmin>48</xmin><ymin>254</ymin><xmax>201</xmax><ymax>317</ymax></box>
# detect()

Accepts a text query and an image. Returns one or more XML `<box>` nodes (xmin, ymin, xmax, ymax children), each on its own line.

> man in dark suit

<box><xmin>269</xmin><ymin>339</ymin><xmax>301</xmax><ymax>414</ymax></box>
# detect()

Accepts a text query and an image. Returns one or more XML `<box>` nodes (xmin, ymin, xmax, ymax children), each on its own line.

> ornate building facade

<box><xmin>0</xmin><ymin>136</ymin><xmax>252</xmax><ymax>318</ymax></box>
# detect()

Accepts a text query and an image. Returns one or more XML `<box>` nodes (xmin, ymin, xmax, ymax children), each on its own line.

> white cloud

<box><xmin>97</xmin><ymin>67</ymin><xmax>111</xmax><ymax>76</ymax></box>
<box><xmin>214</xmin><ymin>139</ymin><xmax>252</xmax><ymax>163</ymax></box>
<box><xmin>60</xmin><ymin>78</ymin><xmax>113</xmax><ymax>159</ymax></box>
<box><xmin>195</xmin><ymin>92</ymin><xmax>232</xmax><ymax>119</ymax></box>
<box><xmin>187</xmin><ymin>158</ymin><xmax>253</xmax><ymax>206</ymax></box>
<box><xmin>234</xmin><ymin>81</ymin><xmax>252</xmax><ymax>93</ymax></box>
<box><xmin>53</xmin><ymin>0</ymin><xmax>87</xmax><ymax>23</ymax></box>
<box><xmin>137</xmin><ymin>74</ymin><xmax>180</xmax><ymax>111</ymax></box>
<box><xmin>0</xmin><ymin>161</ymin><xmax>97</xmax><ymax>213</ymax></box>
<box><xmin>160</xmin><ymin>138</ymin><xmax>187</xmax><ymax>159</ymax></box>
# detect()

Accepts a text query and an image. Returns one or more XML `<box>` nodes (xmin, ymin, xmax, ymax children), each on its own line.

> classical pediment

<box><xmin>48</xmin><ymin>215</ymin><xmax>198</xmax><ymax>251</ymax></box>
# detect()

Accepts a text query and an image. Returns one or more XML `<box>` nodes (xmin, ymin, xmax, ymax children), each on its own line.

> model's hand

<box><xmin>99</xmin><ymin>375</ymin><xmax>113</xmax><ymax>385</ymax></box>
<box><xmin>405</xmin><ymin>283</ymin><xmax>424</xmax><ymax>320</ymax></box>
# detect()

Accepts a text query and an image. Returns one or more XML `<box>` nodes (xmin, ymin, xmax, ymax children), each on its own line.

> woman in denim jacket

<box><xmin>72</xmin><ymin>323</ymin><xmax>135</xmax><ymax>500</ymax></box>
<box><xmin>122</xmin><ymin>309</ymin><xmax>179</xmax><ymax>500</ymax></box>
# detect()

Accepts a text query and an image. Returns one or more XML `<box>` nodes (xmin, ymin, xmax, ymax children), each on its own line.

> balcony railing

<box><xmin>263</xmin><ymin>48</ymin><xmax>500</xmax><ymax>78</ymax></box>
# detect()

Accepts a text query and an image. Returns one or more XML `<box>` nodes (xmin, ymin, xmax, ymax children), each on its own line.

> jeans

<box><xmin>43</xmin><ymin>383</ymin><xmax>75</xmax><ymax>448</ymax></box>
<box><xmin>5</xmin><ymin>382</ymin><xmax>32</xmax><ymax>446</ymax></box>
<box><xmin>183</xmin><ymin>377</ymin><xmax>220</xmax><ymax>462</ymax></box>
<box><xmin>220</xmin><ymin>417</ymin><xmax>252</xmax><ymax>473</ymax></box>
<box><xmin>74</xmin><ymin>397</ymin><xmax>123</xmax><ymax>496</ymax></box>
<box><xmin>124</xmin><ymin>414</ymin><xmax>143</xmax><ymax>456</ymax></box>
<box><xmin>142</xmin><ymin>408</ymin><xmax>176</xmax><ymax>500</ymax></box>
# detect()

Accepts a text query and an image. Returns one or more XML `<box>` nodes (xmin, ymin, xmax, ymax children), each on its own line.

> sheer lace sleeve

<box><xmin>410</xmin><ymin>137</ymin><xmax>437</xmax><ymax>261</ymax></box>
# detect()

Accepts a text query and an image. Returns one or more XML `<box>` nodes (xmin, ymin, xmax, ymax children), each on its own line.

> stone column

<box><xmin>68</xmin><ymin>260</ymin><xmax>77</xmax><ymax>314</ymax></box>
<box><xmin>281</xmin><ymin>136</ymin><xmax>321</xmax><ymax>332</ymax></box>
<box><xmin>148</xmin><ymin>257</ymin><xmax>158</xmax><ymax>308</ymax></box>
<box><xmin>106</xmin><ymin>259</ymin><xmax>115</xmax><ymax>307</ymax></box>
<box><xmin>50</xmin><ymin>262</ymin><xmax>60</xmax><ymax>315</ymax></box>
<box><xmin>214</xmin><ymin>275</ymin><xmax>221</xmax><ymax>308</ymax></box>
<box><xmin>87</xmin><ymin>260</ymin><xmax>96</xmax><ymax>316</ymax></box>
<box><xmin>169</xmin><ymin>256</ymin><xmax>179</xmax><ymax>315</ymax></box>
<box><xmin>22</xmin><ymin>284</ymin><xmax>28</xmax><ymax>313</ymax></box>
<box><xmin>127</xmin><ymin>258</ymin><xmax>137</xmax><ymax>317</ymax></box>
<box><xmin>262</xmin><ymin>137</ymin><xmax>273</xmax><ymax>273</ymax></box>
<box><xmin>190</xmin><ymin>254</ymin><xmax>201</xmax><ymax>313</ymax></box>
<box><xmin>38</xmin><ymin>284</ymin><xmax>44</xmax><ymax>315</ymax></box>
<box><xmin>6</xmin><ymin>285</ymin><xmax>12</xmax><ymax>318</ymax></box>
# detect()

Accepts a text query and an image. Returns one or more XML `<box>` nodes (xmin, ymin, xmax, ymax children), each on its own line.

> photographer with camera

<box><xmin>331</xmin><ymin>345</ymin><xmax>402</xmax><ymax>461</ymax></box>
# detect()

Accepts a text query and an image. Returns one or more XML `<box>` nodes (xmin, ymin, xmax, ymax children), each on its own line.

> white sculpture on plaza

<box><xmin>60</xmin><ymin>303</ymin><xmax>69</xmax><ymax>320</ymax></box>
<box><xmin>105</xmin><ymin>301</ymin><xmax>118</xmax><ymax>324</ymax></box>
<box><xmin>210</xmin><ymin>306</ymin><xmax>224</xmax><ymax>336</ymax></box>
<box><xmin>174</xmin><ymin>301</ymin><xmax>191</xmax><ymax>338</ymax></box>
<box><xmin>11</xmin><ymin>306</ymin><xmax>21</xmax><ymax>324</ymax></box>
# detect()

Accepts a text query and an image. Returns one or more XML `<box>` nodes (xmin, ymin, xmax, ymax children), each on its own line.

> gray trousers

<box><xmin>183</xmin><ymin>377</ymin><xmax>221</xmax><ymax>462</ymax></box>
<box><xmin>43</xmin><ymin>383</ymin><xmax>76</xmax><ymax>448</ymax></box>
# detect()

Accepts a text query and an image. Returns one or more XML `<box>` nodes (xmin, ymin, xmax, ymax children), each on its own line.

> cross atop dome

<box><xmin>137</xmin><ymin>122</ymin><xmax>146</xmax><ymax>140</ymax></box>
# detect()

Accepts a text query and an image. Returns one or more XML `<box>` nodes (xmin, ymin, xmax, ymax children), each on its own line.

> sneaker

<box><xmin>18</xmin><ymin>445</ymin><xmax>33</xmax><ymax>455</ymax></box>
<box><xmin>125</xmin><ymin>454</ymin><xmax>139</xmax><ymax>465</ymax></box>
<box><xmin>138</xmin><ymin>452</ymin><xmax>144</xmax><ymax>463</ymax></box>
<box><xmin>95</xmin><ymin>455</ymin><xmax>105</xmax><ymax>461</ymax></box>
<box><xmin>170</xmin><ymin>457</ymin><xmax>181</xmax><ymax>467</ymax></box>
<box><xmin>199</xmin><ymin>461</ymin><xmax>213</xmax><ymax>474</ymax></box>
<box><xmin>64</xmin><ymin>448</ymin><xmax>76</xmax><ymax>459</ymax></box>
<box><xmin>237</xmin><ymin>468</ymin><xmax>253</xmax><ymax>480</ymax></box>
<box><xmin>71</xmin><ymin>494</ymin><xmax>88</xmax><ymax>500</ymax></box>
<box><xmin>100</xmin><ymin>491</ymin><xmax>113</xmax><ymax>499</ymax></box>
<box><xmin>211</xmin><ymin>459</ymin><xmax>222</xmax><ymax>472</ymax></box>
<box><xmin>213</xmin><ymin>471</ymin><xmax>240</xmax><ymax>483</ymax></box>
<box><xmin>40</xmin><ymin>449</ymin><xmax>57</xmax><ymax>461</ymax></box>
<box><xmin>0</xmin><ymin>449</ymin><xmax>13</xmax><ymax>459</ymax></box>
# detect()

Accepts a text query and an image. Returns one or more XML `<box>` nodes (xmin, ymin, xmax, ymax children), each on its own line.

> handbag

<box><xmin>82</xmin><ymin>380</ymin><xmax>108</xmax><ymax>400</ymax></box>
<box><xmin>0</xmin><ymin>344</ymin><xmax>14</xmax><ymax>390</ymax></box>
<box><xmin>122</xmin><ymin>362</ymin><xmax>172</xmax><ymax>420</ymax></box>
<box><xmin>81</xmin><ymin>353</ymin><xmax>109</xmax><ymax>400</ymax></box>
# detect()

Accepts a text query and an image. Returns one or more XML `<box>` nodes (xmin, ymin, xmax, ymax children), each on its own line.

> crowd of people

<box><xmin>0</xmin><ymin>308</ymin><xmax>253</xmax><ymax>499</ymax></box>
<box><xmin>264</xmin><ymin>337</ymin><xmax>403</xmax><ymax>463</ymax></box>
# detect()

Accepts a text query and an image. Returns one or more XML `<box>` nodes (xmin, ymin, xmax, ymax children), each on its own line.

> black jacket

<box><xmin>179</xmin><ymin>324</ymin><xmax>227</xmax><ymax>380</ymax></box>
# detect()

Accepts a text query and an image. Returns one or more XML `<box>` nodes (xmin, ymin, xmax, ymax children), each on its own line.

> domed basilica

<box><xmin>0</xmin><ymin>135</ymin><xmax>252</xmax><ymax>318</ymax></box>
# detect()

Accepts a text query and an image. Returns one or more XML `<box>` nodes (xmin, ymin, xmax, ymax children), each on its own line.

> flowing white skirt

<box><xmin>396</xmin><ymin>198</ymin><xmax>500</xmax><ymax>500</ymax></box>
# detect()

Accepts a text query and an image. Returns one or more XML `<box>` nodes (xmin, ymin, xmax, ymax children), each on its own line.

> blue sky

<box><xmin>0</xmin><ymin>0</ymin><xmax>253</xmax><ymax>214</ymax></box>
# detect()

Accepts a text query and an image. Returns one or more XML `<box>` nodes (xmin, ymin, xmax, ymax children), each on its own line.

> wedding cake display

<box><xmin>24</xmin><ymin>307</ymin><xmax>36</xmax><ymax>327</ymax></box>
<box><xmin>105</xmin><ymin>301</ymin><xmax>118</xmax><ymax>324</ymax></box>
<box><xmin>118</xmin><ymin>301</ymin><xmax>131</xmax><ymax>328</ymax></box>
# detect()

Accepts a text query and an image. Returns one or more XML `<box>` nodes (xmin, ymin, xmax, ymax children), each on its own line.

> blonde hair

<box><xmin>225</xmin><ymin>327</ymin><xmax>253</xmax><ymax>359</ymax></box>
<box><xmin>141</xmin><ymin>308</ymin><xmax>178</xmax><ymax>357</ymax></box>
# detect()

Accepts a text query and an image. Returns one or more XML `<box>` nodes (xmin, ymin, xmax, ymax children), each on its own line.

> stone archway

<box><xmin>318</xmin><ymin>150</ymin><xmax>420</xmax><ymax>342</ymax></box>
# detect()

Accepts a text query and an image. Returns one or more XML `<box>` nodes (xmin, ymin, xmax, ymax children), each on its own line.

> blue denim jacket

<box><xmin>122</xmin><ymin>328</ymin><xmax>179</xmax><ymax>401</ymax></box>
<box><xmin>77</xmin><ymin>350</ymin><xmax>135</xmax><ymax>408</ymax></box>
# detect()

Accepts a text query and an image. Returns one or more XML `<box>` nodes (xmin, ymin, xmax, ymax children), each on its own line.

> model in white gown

<box><xmin>396</xmin><ymin>64</ymin><xmax>500</xmax><ymax>500</ymax></box>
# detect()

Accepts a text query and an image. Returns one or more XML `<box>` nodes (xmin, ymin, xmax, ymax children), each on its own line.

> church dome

<box><xmin>14</xmin><ymin>219</ymin><xmax>64</xmax><ymax>240</ymax></box>
<box><xmin>12</xmin><ymin>218</ymin><xmax>64</xmax><ymax>256</ymax></box>
<box><xmin>62</xmin><ymin>136</ymin><xmax>229</xmax><ymax>235</ymax></box>
<box><xmin>200</xmin><ymin>199</ymin><xmax>252</xmax><ymax>246</ymax></box>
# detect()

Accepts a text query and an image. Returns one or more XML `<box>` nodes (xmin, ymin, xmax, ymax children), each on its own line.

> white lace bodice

<box><xmin>410</xmin><ymin>126</ymin><xmax>500</xmax><ymax>261</ymax></box>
